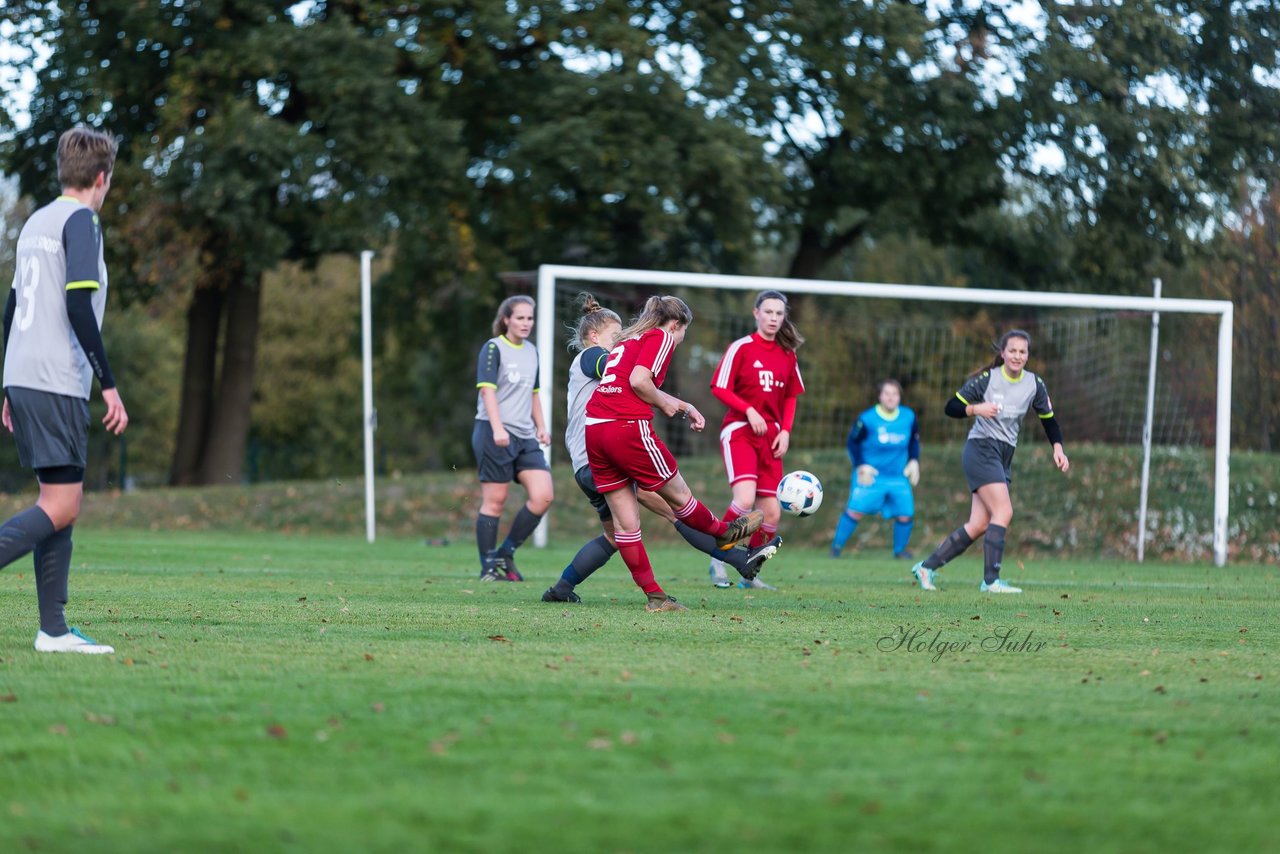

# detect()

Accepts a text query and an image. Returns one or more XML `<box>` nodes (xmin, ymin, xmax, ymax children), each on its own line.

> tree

<box><xmin>4</xmin><ymin>1</ymin><xmax>459</xmax><ymax>484</ymax></box>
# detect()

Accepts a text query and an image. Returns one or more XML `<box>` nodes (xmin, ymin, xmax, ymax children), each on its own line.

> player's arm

<box><xmin>1034</xmin><ymin>377</ymin><xmax>1069</xmax><ymax>472</ymax></box>
<box><xmin>63</xmin><ymin>209</ymin><xmax>127</xmax><ymax>434</ymax></box>
<box><xmin>530</xmin><ymin>364</ymin><xmax>549</xmax><ymax>445</ymax></box>
<box><xmin>3</xmin><ymin>288</ymin><xmax>14</xmax><ymax>353</ymax></box>
<box><xmin>846</xmin><ymin>419</ymin><xmax>877</xmax><ymax>486</ymax></box>
<box><xmin>476</xmin><ymin>341</ymin><xmax>508</xmax><ymax>445</ymax></box>
<box><xmin>947</xmin><ymin>372</ymin><xmax>996</xmax><ymax>418</ymax></box>
<box><xmin>772</xmin><ymin>395</ymin><xmax>798</xmax><ymax>457</ymax></box>
<box><xmin>903</xmin><ymin>413</ymin><xmax>921</xmax><ymax>486</ymax></box>
<box><xmin>580</xmin><ymin>346</ymin><xmax>610</xmax><ymax>380</ymax></box>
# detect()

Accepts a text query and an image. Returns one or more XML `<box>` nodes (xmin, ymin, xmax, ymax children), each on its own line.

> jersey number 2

<box><xmin>598</xmin><ymin>345</ymin><xmax>626</xmax><ymax>385</ymax></box>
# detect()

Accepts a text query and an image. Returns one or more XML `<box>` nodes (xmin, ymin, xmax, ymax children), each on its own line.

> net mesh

<box><xmin>549</xmin><ymin>278</ymin><xmax>1220</xmax><ymax>560</ymax></box>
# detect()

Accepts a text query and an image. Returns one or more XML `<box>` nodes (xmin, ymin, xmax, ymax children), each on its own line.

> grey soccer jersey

<box><xmin>955</xmin><ymin>367</ymin><xmax>1054</xmax><ymax>447</ymax></box>
<box><xmin>565</xmin><ymin>346</ymin><xmax>610</xmax><ymax>471</ymax></box>
<box><xmin>4</xmin><ymin>197</ymin><xmax>108</xmax><ymax>399</ymax></box>
<box><xmin>475</xmin><ymin>335</ymin><xmax>540</xmax><ymax>439</ymax></box>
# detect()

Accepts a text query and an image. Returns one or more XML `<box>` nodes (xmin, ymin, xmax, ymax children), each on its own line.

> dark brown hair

<box><xmin>755</xmin><ymin>290</ymin><xmax>805</xmax><ymax>351</ymax></box>
<box><xmin>492</xmin><ymin>295</ymin><xmax>535</xmax><ymax>338</ymax></box>
<box><xmin>981</xmin><ymin>329</ymin><xmax>1032</xmax><ymax>373</ymax></box>
<box><xmin>57</xmin><ymin>127</ymin><xmax>117</xmax><ymax>190</ymax></box>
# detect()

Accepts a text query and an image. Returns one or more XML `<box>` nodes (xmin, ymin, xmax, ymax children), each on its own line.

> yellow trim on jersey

<box><xmin>955</xmin><ymin>392</ymin><xmax>970</xmax><ymax>405</ymax></box>
<box><xmin>65</xmin><ymin>280</ymin><xmax>101</xmax><ymax>291</ymax></box>
<box><xmin>476</xmin><ymin>382</ymin><xmax>498</xmax><ymax>390</ymax></box>
<box><xmin>874</xmin><ymin>404</ymin><xmax>900</xmax><ymax>421</ymax></box>
<box><xmin>1001</xmin><ymin>365</ymin><xmax>1024</xmax><ymax>383</ymax></box>
<box><xmin>500</xmin><ymin>335</ymin><xmax>524</xmax><ymax>348</ymax></box>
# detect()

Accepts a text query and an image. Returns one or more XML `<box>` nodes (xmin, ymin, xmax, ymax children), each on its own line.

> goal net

<box><xmin>536</xmin><ymin>266</ymin><xmax>1233</xmax><ymax>565</ymax></box>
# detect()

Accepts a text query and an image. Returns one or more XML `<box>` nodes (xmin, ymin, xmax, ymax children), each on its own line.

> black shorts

<box><xmin>574</xmin><ymin>464</ymin><xmax>612</xmax><ymax>522</ymax></box>
<box><xmin>471</xmin><ymin>420</ymin><xmax>549</xmax><ymax>483</ymax></box>
<box><xmin>962</xmin><ymin>438</ymin><xmax>1015</xmax><ymax>492</ymax></box>
<box><xmin>6</xmin><ymin>387</ymin><xmax>90</xmax><ymax>471</ymax></box>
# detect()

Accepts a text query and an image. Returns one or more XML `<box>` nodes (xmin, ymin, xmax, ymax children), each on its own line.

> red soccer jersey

<box><xmin>586</xmin><ymin>327</ymin><xmax>677</xmax><ymax>421</ymax></box>
<box><xmin>711</xmin><ymin>333</ymin><xmax>805</xmax><ymax>429</ymax></box>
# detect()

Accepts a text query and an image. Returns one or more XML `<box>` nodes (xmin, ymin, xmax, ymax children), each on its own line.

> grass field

<box><xmin>1</xmin><ymin>530</ymin><xmax>1276</xmax><ymax>853</ymax></box>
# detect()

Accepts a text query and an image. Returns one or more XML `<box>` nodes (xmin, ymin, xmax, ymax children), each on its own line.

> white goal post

<box><xmin>533</xmin><ymin>264</ymin><xmax>1234</xmax><ymax>567</ymax></box>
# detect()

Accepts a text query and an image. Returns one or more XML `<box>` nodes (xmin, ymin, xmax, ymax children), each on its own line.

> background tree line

<box><xmin>1</xmin><ymin>1</ymin><xmax>1277</xmax><ymax>487</ymax></box>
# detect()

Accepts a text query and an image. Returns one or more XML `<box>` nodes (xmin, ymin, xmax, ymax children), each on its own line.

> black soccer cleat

<box><xmin>740</xmin><ymin>534</ymin><xmax>783</xmax><ymax>580</ymax></box>
<box><xmin>541</xmin><ymin>586</ymin><xmax>581</xmax><ymax>603</ymax></box>
<box><xmin>479</xmin><ymin>552</ymin><xmax>508</xmax><ymax>582</ymax></box>
<box><xmin>494</xmin><ymin>554</ymin><xmax>523</xmax><ymax>582</ymax></box>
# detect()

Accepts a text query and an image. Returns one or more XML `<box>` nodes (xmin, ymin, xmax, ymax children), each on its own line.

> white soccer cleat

<box><xmin>34</xmin><ymin>628</ymin><xmax>115</xmax><ymax>655</ymax></box>
<box><xmin>980</xmin><ymin>579</ymin><xmax>1023</xmax><ymax>594</ymax></box>
<box><xmin>738</xmin><ymin>577</ymin><xmax>778</xmax><ymax>591</ymax></box>
<box><xmin>911</xmin><ymin>561</ymin><xmax>938</xmax><ymax>591</ymax></box>
<box><xmin>709</xmin><ymin>557</ymin><xmax>732</xmax><ymax>589</ymax></box>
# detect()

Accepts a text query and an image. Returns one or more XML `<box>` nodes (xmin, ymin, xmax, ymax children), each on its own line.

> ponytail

<box><xmin>565</xmin><ymin>292</ymin><xmax>622</xmax><ymax>352</ymax></box>
<box><xmin>619</xmin><ymin>295</ymin><xmax>693</xmax><ymax>341</ymax></box>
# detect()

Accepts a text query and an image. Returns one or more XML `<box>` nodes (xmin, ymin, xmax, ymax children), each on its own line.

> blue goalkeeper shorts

<box><xmin>845</xmin><ymin>474</ymin><xmax>915</xmax><ymax>519</ymax></box>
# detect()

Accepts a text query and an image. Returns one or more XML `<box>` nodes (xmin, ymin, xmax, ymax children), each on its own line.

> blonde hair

<box><xmin>755</xmin><ymin>290</ymin><xmax>805</xmax><ymax>351</ymax></box>
<box><xmin>57</xmin><ymin>127</ymin><xmax>117</xmax><ymax>190</ymax></box>
<box><xmin>566</xmin><ymin>292</ymin><xmax>622</xmax><ymax>352</ymax></box>
<box><xmin>619</xmin><ymin>295</ymin><xmax>692</xmax><ymax>341</ymax></box>
<box><xmin>492</xmin><ymin>295</ymin><xmax>535</xmax><ymax>337</ymax></box>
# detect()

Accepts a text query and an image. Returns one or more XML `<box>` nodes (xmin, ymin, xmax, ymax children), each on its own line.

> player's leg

<box><xmin>31</xmin><ymin>473</ymin><xmax>112</xmax><ymax>653</ymax></box>
<box><xmin>913</xmin><ymin>494</ymin><xmax>988</xmax><ymax>591</ymax></box>
<box><xmin>832</xmin><ymin>475</ymin><xmax>883</xmax><ymax>557</ymax></box>
<box><xmin>717</xmin><ymin>427</ymin><xmax>757</xmax><ymax>526</ymax></box>
<box><xmin>975</xmin><ymin>482</ymin><xmax>1018</xmax><ymax>592</ymax></box>
<box><xmin>544</xmin><ymin>467</ymin><xmax>617</xmax><ymax>603</ymax></box>
<box><xmin>602</xmin><ymin>487</ymin><xmax>683</xmax><ymax>611</ymax></box>
<box><xmin>654</xmin><ymin>472</ymin><xmax>762</xmax><ymax>549</ymax></box>
<box><xmin>736</xmin><ymin>444</ymin><xmax>783</xmax><ymax>588</ymax></box>
<box><xmin>640</xmin><ymin>489</ymin><xmax>778</xmax><ymax>582</ymax></box>
<box><xmin>492</xmin><ymin>441</ymin><xmax>554</xmax><ymax>581</ymax></box>
<box><xmin>472</xmin><ymin>420</ymin><xmax>513</xmax><ymax>580</ymax></box>
<box><xmin>887</xmin><ymin>480</ymin><xmax>916</xmax><ymax>559</ymax></box>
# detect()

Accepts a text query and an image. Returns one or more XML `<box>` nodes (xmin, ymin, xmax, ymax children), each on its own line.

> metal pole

<box><xmin>532</xmin><ymin>266</ymin><xmax>556</xmax><ymax>548</ymax></box>
<box><xmin>1137</xmin><ymin>278</ymin><xmax>1161</xmax><ymax>563</ymax></box>
<box><xmin>1213</xmin><ymin>306</ymin><xmax>1233</xmax><ymax>567</ymax></box>
<box><xmin>361</xmin><ymin>250</ymin><xmax>376</xmax><ymax>544</ymax></box>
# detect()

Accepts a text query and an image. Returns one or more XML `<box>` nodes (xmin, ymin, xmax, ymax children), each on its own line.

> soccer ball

<box><xmin>777</xmin><ymin>470</ymin><xmax>823</xmax><ymax>517</ymax></box>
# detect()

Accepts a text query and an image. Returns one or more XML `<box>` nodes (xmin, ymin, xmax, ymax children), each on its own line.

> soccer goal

<box><xmin>534</xmin><ymin>265</ymin><xmax>1234</xmax><ymax>566</ymax></box>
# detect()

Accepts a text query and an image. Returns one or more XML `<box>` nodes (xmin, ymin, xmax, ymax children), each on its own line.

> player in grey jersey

<box><xmin>1</xmin><ymin>127</ymin><xmax>128</xmax><ymax>654</ymax></box>
<box><xmin>471</xmin><ymin>295</ymin><xmax>553</xmax><ymax>581</ymax></box>
<box><xmin>542</xmin><ymin>293</ymin><xmax>781</xmax><ymax>604</ymax></box>
<box><xmin>911</xmin><ymin>330</ymin><xmax>1069</xmax><ymax>594</ymax></box>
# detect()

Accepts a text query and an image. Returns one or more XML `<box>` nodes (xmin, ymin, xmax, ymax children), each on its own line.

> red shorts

<box><xmin>586</xmin><ymin>419</ymin><xmax>680</xmax><ymax>493</ymax></box>
<box><xmin>719</xmin><ymin>422</ymin><xmax>783</xmax><ymax>497</ymax></box>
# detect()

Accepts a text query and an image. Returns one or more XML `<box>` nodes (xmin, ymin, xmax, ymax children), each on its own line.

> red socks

<box><xmin>674</xmin><ymin>496</ymin><xmax>728</xmax><ymax>537</ymax></box>
<box><xmin>615</xmin><ymin>529</ymin><xmax>663</xmax><ymax>595</ymax></box>
<box><xmin>749</xmin><ymin>522</ymin><xmax>778</xmax><ymax>549</ymax></box>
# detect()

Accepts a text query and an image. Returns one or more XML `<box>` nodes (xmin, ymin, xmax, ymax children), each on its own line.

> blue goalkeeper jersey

<box><xmin>846</xmin><ymin>405</ymin><xmax>920</xmax><ymax>476</ymax></box>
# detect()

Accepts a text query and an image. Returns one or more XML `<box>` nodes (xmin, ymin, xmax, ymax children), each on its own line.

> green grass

<box><xmin>1</xmin><ymin>530</ymin><xmax>1276</xmax><ymax>853</ymax></box>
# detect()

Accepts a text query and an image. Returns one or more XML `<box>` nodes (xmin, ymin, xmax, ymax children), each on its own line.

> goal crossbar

<box><xmin>534</xmin><ymin>264</ymin><xmax>1234</xmax><ymax>566</ymax></box>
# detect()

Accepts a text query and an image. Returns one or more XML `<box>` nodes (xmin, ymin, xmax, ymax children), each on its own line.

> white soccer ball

<box><xmin>777</xmin><ymin>470</ymin><xmax>823</xmax><ymax>517</ymax></box>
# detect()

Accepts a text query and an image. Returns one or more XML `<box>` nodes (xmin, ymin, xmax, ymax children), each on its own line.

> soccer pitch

<box><xmin>1</xmin><ymin>531</ymin><xmax>1275</xmax><ymax>853</ymax></box>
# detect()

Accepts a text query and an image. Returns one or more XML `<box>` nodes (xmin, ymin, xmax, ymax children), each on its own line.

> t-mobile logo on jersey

<box><xmin>758</xmin><ymin>370</ymin><xmax>782</xmax><ymax>393</ymax></box>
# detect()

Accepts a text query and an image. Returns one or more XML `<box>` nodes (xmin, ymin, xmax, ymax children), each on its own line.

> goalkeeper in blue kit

<box><xmin>831</xmin><ymin>380</ymin><xmax>920</xmax><ymax>560</ymax></box>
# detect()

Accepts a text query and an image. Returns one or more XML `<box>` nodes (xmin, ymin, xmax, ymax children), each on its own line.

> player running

<box><xmin>584</xmin><ymin>295</ymin><xmax>763</xmax><ymax>612</ymax></box>
<box><xmin>471</xmin><ymin>295</ymin><xmax>553</xmax><ymax>582</ymax></box>
<box><xmin>543</xmin><ymin>294</ymin><xmax>780</xmax><ymax>604</ymax></box>
<box><xmin>2</xmin><ymin>127</ymin><xmax>128</xmax><ymax>654</ymax></box>
<box><xmin>830</xmin><ymin>379</ymin><xmax>920</xmax><ymax>560</ymax></box>
<box><xmin>912</xmin><ymin>330</ymin><xmax>1069</xmax><ymax>593</ymax></box>
<box><xmin>707</xmin><ymin>290</ymin><xmax>805</xmax><ymax>589</ymax></box>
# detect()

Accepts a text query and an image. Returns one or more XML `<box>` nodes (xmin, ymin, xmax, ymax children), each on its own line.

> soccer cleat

<box><xmin>715</xmin><ymin>509</ymin><xmax>764</xmax><ymax>551</ymax></box>
<box><xmin>911</xmin><ymin>561</ymin><xmax>938</xmax><ymax>591</ymax></box>
<box><xmin>745</xmin><ymin>535</ymin><xmax>783</xmax><ymax>572</ymax></box>
<box><xmin>645</xmin><ymin>595</ymin><xmax>689</xmax><ymax>613</ymax></box>
<box><xmin>479</xmin><ymin>553</ymin><xmax>507</xmax><ymax>582</ymax></box>
<box><xmin>34</xmin><ymin>628</ymin><xmax>114</xmax><ymax>655</ymax></box>
<box><xmin>541</xmin><ymin>586</ymin><xmax>581</xmax><ymax>603</ymax></box>
<box><xmin>980</xmin><ymin>579</ymin><xmax>1023</xmax><ymax>594</ymax></box>
<box><xmin>708</xmin><ymin>558</ymin><xmax>732</xmax><ymax>588</ymax></box>
<box><xmin>894</xmin><ymin>550</ymin><xmax>915</xmax><ymax>560</ymax></box>
<box><xmin>829</xmin><ymin>546</ymin><xmax>842</xmax><ymax>559</ymax></box>
<box><xmin>494</xmin><ymin>554</ymin><xmax>523</xmax><ymax>582</ymax></box>
<box><xmin>738</xmin><ymin>577</ymin><xmax>777</xmax><ymax>590</ymax></box>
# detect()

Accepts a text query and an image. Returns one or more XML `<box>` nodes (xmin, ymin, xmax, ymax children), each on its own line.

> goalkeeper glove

<box><xmin>856</xmin><ymin>465</ymin><xmax>878</xmax><ymax>487</ymax></box>
<box><xmin>903</xmin><ymin>459</ymin><xmax>920</xmax><ymax>487</ymax></box>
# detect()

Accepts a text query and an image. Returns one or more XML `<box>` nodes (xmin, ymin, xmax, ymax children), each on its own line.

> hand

<box><xmin>1053</xmin><ymin>444</ymin><xmax>1070</xmax><ymax>473</ymax></box>
<box><xmin>746</xmin><ymin>408</ymin><xmax>767</xmax><ymax>436</ymax></box>
<box><xmin>971</xmin><ymin>401</ymin><xmax>1000</xmax><ymax>418</ymax></box>
<box><xmin>492</xmin><ymin>426</ymin><xmax>510</xmax><ymax>447</ymax></box>
<box><xmin>856</xmin><ymin>464</ymin><xmax>878</xmax><ymax>487</ymax></box>
<box><xmin>771</xmin><ymin>429</ymin><xmax>790</xmax><ymax>458</ymax></box>
<box><xmin>684</xmin><ymin>405</ymin><xmax>706</xmax><ymax>432</ymax></box>
<box><xmin>1</xmin><ymin>396</ymin><xmax>10</xmax><ymax>433</ymax></box>
<box><xmin>536</xmin><ymin>428</ymin><xmax>550</xmax><ymax>446</ymax></box>
<box><xmin>102</xmin><ymin>388</ymin><xmax>129</xmax><ymax>435</ymax></box>
<box><xmin>903</xmin><ymin>459</ymin><xmax>920</xmax><ymax>487</ymax></box>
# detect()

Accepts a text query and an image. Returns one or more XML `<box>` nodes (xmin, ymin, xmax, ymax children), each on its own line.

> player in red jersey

<box><xmin>585</xmin><ymin>295</ymin><xmax>763</xmax><ymax>612</ymax></box>
<box><xmin>707</xmin><ymin>290</ymin><xmax>805</xmax><ymax>589</ymax></box>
